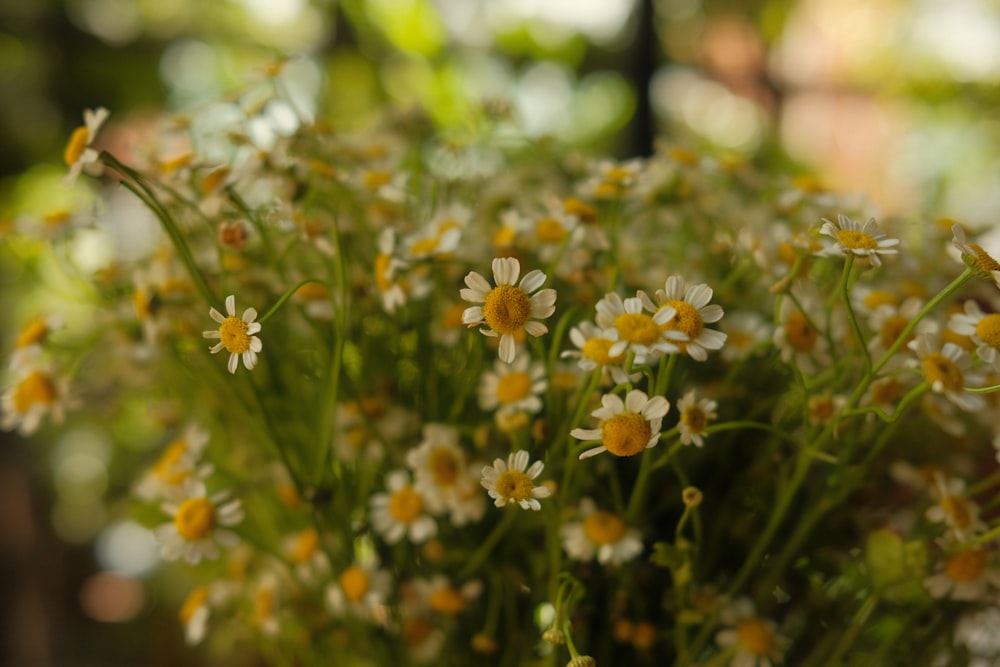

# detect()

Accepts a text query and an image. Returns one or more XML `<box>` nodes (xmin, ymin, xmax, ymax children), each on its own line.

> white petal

<box><xmin>242</xmin><ymin>307</ymin><xmax>258</xmax><ymax>323</ymax></box>
<box><xmin>686</xmin><ymin>284</ymin><xmax>713</xmax><ymax>309</ymax></box>
<box><xmin>624</xmin><ymin>389</ymin><xmax>649</xmax><ymax>414</ymax></box>
<box><xmin>463</xmin><ymin>271</ymin><xmax>492</xmax><ymax>296</ymax></box>
<box><xmin>225</xmin><ymin>295</ymin><xmax>236</xmax><ymax>316</ymax></box>
<box><xmin>700</xmin><ymin>304</ymin><xmax>724</xmax><ymax>323</ymax></box>
<box><xmin>209</xmin><ymin>308</ymin><xmax>226</xmax><ymax>324</ymax></box>
<box><xmin>518</xmin><ymin>269</ymin><xmax>546</xmax><ymax>294</ymax></box>
<box><xmin>227</xmin><ymin>353</ymin><xmax>239</xmax><ymax>373</ymax></box>
<box><xmin>524</xmin><ymin>321</ymin><xmax>548</xmax><ymax>337</ymax></box>
<box><xmin>493</xmin><ymin>257</ymin><xmax>520</xmax><ymax>285</ymax></box>
<box><xmin>499</xmin><ymin>334</ymin><xmax>516</xmax><ymax>363</ymax></box>
<box><xmin>578</xmin><ymin>446</ymin><xmax>607</xmax><ymax>460</ymax></box>
<box><xmin>571</xmin><ymin>428</ymin><xmax>603</xmax><ymax>441</ymax></box>
<box><xmin>510</xmin><ymin>450</ymin><xmax>530</xmax><ymax>472</ymax></box>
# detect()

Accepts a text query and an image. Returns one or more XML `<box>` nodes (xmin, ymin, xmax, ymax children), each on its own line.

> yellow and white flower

<box><xmin>595</xmin><ymin>292</ymin><xmax>684</xmax><ymax>365</ymax></box>
<box><xmin>908</xmin><ymin>333</ymin><xmax>986</xmax><ymax>412</ymax></box>
<box><xmin>951</xmin><ymin>224</ymin><xmax>1000</xmax><ymax>286</ymax></box>
<box><xmin>718</xmin><ymin>311</ymin><xmax>771</xmax><ymax>362</ymax></box>
<box><xmin>715</xmin><ymin>598</ymin><xmax>785</xmax><ymax>667</ymax></box>
<box><xmin>326</xmin><ymin>558</ymin><xmax>393</xmax><ymax>620</ymax></box>
<box><xmin>949</xmin><ymin>300</ymin><xmax>1000</xmax><ymax>371</ymax></box>
<box><xmin>1</xmin><ymin>349</ymin><xmax>71</xmax><ymax>436</ymax></box>
<box><xmin>561</xmin><ymin>320</ymin><xmax>636</xmax><ymax>385</ymax></box>
<box><xmin>370</xmin><ymin>469</ymin><xmax>438</xmax><ymax>544</ymax></box>
<box><xmin>818</xmin><ymin>214</ymin><xmax>899</xmax><ymax>267</ymax></box>
<box><xmin>773</xmin><ymin>286</ymin><xmax>830</xmax><ymax>374</ymax></box>
<box><xmin>642</xmin><ymin>276</ymin><xmax>727</xmax><ymax>361</ymax></box>
<box><xmin>477</xmin><ymin>355</ymin><xmax>547</xmax><ymax>417</ymax></box>
<box><xmin>134</xmin><ymin>422</ymin><xmax>212</xmax><ymax>501</ymax></box>
<box><xmin>926</xmin><ymin>473</ymin><xmax>986</xmax><ymax>541</ymax></box>
<box><xmin>461</xmin><ymin>257</ymin><xmax>557</xmax><ymax>363</ymax></box>
<box><xmin>154</xmin><ymin>481</ymin><xmax>243</xmax><ymax>564</ymax></box>
<box><xmin>63</xmin><ymin>107</ymin><xmax>110</xmax><ymax>183</ymax></box>
<box><xmin>677</xmin><ymin>390</ymin><xmax>718</xmax><ymax>447</ymax></box>
<box><xmin>480</xmin><ymin>450</ymin><xmax>551</xmax><ymax>510</ymax></box>
<box><xmin>560</xmin><ymin>498</ymin><xmax>643</xmax><ymax>566</ymax></box>
<box><xmin>924</xmin><ymin>547</ymin><xmax>1000</xmax><ymax>601</ymax></box>
<box><xmin>572</xmin><ymin>389</ymin><xmax>670</xmax><ymax>460</ymax></box>
<box><xmin>203</xmin><ymin>294</ymin><xmax>263</xmax><ymax>373</ymax></box>
<box><xmin>405</xmin><ymin>423</ymin><xmax>485</xmax><ymax>526</ymax></box>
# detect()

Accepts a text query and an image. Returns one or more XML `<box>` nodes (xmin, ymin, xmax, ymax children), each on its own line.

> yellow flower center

<box><xmin>403</xmin><ymin>616</ymin><xmax>434</xmax><ymax>645</ymax></box>
<box><xmin>631</xmin><ymin>622</ymin><xmax>656</xmax><ymax>650</ymax></box>
<box><xmin>946</xmin><ymin>548</ymin><xmax>988</xmax><ymax>583</ymax></box>
<box><xmin>17</xmin><ymin>318</ymin><xmax>49</xmax><ymax>348</ymax></box>
<box><xmin>442</xmin><ymin>303</ymin><xmax>466</xmax><ymax>330</ymax></box>
<box><xmin>200</xmin><ymin>168</ymin><xmax>229</xmax><ymax>195</ymax></box>
<box><xmin>602</xmin><ymin>412</ymin><xmax>652</xmax><ymax>457</ymax></box>
<box><xmin>921</xmin><ymin>352</ymin><xmax>964</xmax><ymax>392</ymax></box>
<box><xmin>494</xmin><ymin>470</ymin><xmax>535</xmax><ymax>502</ymax></box>
<box><xmin>409</xmin><ymin>237</ymin><xmax>440</xmax><ymax>256</ymax></box>
<box><xmin>43</xmin><ymin>211</ymin><xmax>71</xmax><ymax>227</ymax></box>
<box><xmin>808</xmin><ymin>396</ymin><xmax>836</xmax><ymax>423</ymax></box>
<box><xmin>339</xmin><ymin>566</ymin><xmax>370</xmax><ymax>603</ymax></box>
<box><xmin>880</xmin><ymin>315</ymin><xmax>911</xmax><ymax>349</ymax></box>
<box><xmin>179</xmin><ymin>586</ymin><xmax>209</xmax><ymax>624</ymax></box>
<box><xmin>290</xmin><ymin>528</ymin><xmax>318</xmax><ymax>563</ymax></box>
<box><xmin>836</xmin><ymin>229</ymin><xmax>878</xmax><ymax>250</ymax></box>
<box><xmin>389</xmin><ymin>485</ymin><xmax>424</xmax><ymax>523</ymax></box>
<box><xmin>13</xmin><ymin>371</ymin><xmax>56</xmax><ymax>412</ymax></box>
<box><xmin>975</xmin><ymin>314</ymin><xmax>1000</xmax><ymax>349</ymax></box>
<box><xmin>254</xmin><ymin>586</ymin><xmax>274</xmax><ymax>622</ymax></box>
<box><xmin>736</xmin><ymin>617</ymin><xmax>775</xmax><ymax>656</ymax></box>
<box><xmin>582</xmin><ymin>337</ymin><xmax>626</xmax><ymax>365</ymax></box>
<box><xmin>296</xmin><ymin>282</ymin><xmax>329</xmax><ymax>301</ymax></box>
<box><xmin>64</xmin><ymin>126</ymin><xmax>89</xmax><ymax>166</ymax></box>
<box><xmin>496</xmin><ymin>371</ymin><xmax>533</xmax><ymax>404</ymax></box>
<box><xmin>870</xmin><ymin>377</ymin><xmax>902</xmax><ymax>406</ymax></box>
<box><xmin>784</xmin><ymin>311</ymin><xmax>817</xmax><ymax>352</ymax></box>
<box><xmin>727</xmin><ymin>330</ymin><xmax>752</xmax><ymax>350</ymax></box>
<box><xmin>364</xmin><ymin>170</ymin><xmax>391</xmax><ymax>190</ymax></box>
<box><xmin>940</xmin><ymin>495</ymin><xmax>972</xmax><ymax>530</ymax></box>
<box><xmin>968</xmin><ymin>243</ymin><xmax>1000</xmax><ymax>274</ymax></box>
<box><xmin>536</xmin><ymin>217</ymin><xmax>567</xmax><ymax>243</ymax></box>
<box><xmin>174</xmin><ymin>497</ymin><xmax>217</xmax><ymax>541</ymax></box>
<box><xmin>152</xmin><ymin>439</ymin><xmax>191</xmax><ymax>485</ymax></box>
<box><xmin>429</xmin><ymin>587</ymin><xmax>467</xmax><ymax>614</ymax></box>
<box><xmin>660</xmin><ymin>300</ymin><xmax>704</xmax><ymax>342</ymax></box>
<box><xmin>563</xmin><ymin>198</ymin><xmax>597</xmax><ymax>223</ymax></box>
<box><xmin>374</xmin><ymin>254</ymin><xmax>394</xmax><ymax>292</ymax></box>
<box><xmin>604</xmin><ymin>166</ymin><xmax>632</xmax><ymax>183</ymax></box>
<box><xmin>614</xmin><ymin>312</ymin><xmax>661</xmax><ymax>346</ymax></box>
<box><xmin>219</xmin><ymin>316</ymin><xmax>252</xmax><ymax>354</ymax></box>
<box><xmin>429</xmin><ymin>448</ymin><xmax>459</xmax><ymax>486</ymax></box>
<box><xmin>681</xmin><ymin>406</ymin><xmax>708</xmax><ymax>433</ymax></box>
<box><xmin>483</xmin><ymin>285</ymin><xmax>531</xmax><ymax>334</ymax></box>
<box><xmin>669</xmin><ymin>147</ymin><xmax>699</xmax><ymax>166</ymax></box>
<box><xmin>493</xmin><ymin>225</ymin><xmax>516</xmax><ymax>248</ymax></box>
<box><xmin>582</xmin><ymin>510</ymin><xmax>627</xmax><ymax>545</ymax></box>
<box><xmin>862</xmin><ymin>290</ymin><xmax>899</xmax><ymax>310</ymax></box>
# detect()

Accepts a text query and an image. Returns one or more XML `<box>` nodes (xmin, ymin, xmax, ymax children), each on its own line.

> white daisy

<box><xmin>714</xmin><ymin>598</ymin><xmax>785</xmax><ymax>667</ymax></box>
<box><xmin>772</xmin><ymin>285</ymin><xmax>831</xmax><ymax>374</ymax></box>
<box><xmin>369</xmin><ymin>469</ymin><xmax>437</xmax><ymax>544</ymax></box>
<box><xmin>677</xmin><ymin>390</ymin><xmax>718</xmax><ymax>447</ymax></box>
<box><xmin>595</xmin><ymin>292</ymin><xmax>684</xmax><ymax>365</ymax></box>
<box><xmin>818</xmin><ymin>214</ymin><xmax>899</xmax><ymax>267</ymax></box>
<box><xmin>480</xmin><ymin>450</ymin><xmax>551</xmax><ymax>510</ymax></box>
<box><xmin>924</xmin><ymin>547</ymin><xmax>1000</xmax><ymax>601</ymax></box>
<box><xmin>559</xmin><ymin>498</ymin><xmax>643</xmax><ymax>566</ymax></box>
<box><xmin>326</xmin><ymin>559</ymin><xmax>393</xmax><ymax>621</ymax></box>
<box><xmin>154</xmin><ymin>481</ymin><xmax>243</xmax><ymax>564</ymax></box>
<box><xmin>1</xmin><ymin>348</ymin><xmax>71</xmax><ymax>436</ymax></box>
<box><xmin>572</xmin><ymin>389</ymin><xmax>669</xmax><ymax>460</ymax></box>
<box><xmin>925</xmin><ymin>474</ymin><xmax>986</xmax><ymax>541</ymax></box>
<box><xmin>134</xmin><ymin>422</ymin><xmax>212</xmax><ymax>501</ymax></box>
<box><xmin>949</xmin><ymin>300</ymin><xmax>1000</xmax><ymax>371</ymax></box>
<box><xmin>405</xmin><ymin>423</ymin><xmax>468</xmax><ymax>515</ymax></box>
<box><xmin>477</xmin><ymin>355</ymin><xmax>547</xmax><ymax>416</ymax></box>
<box><xmin>718</xmin><ymin>311</ymin><xmax>772</xmax><ymax>362</ymax></box>
<box><xmin>951</xmin><ymin>224</ymin><xmax>1000</xmax><ymax>285</ymax></box>
<box><xmin>642</xmin><ymin>276</ymin><xmax>727</xmax><ymax>361</ymax></box>
<box><xmin>63</xmin><ymin>106</ymin><xmax>110</xmax><ymax>183</ymax></box>
<box><xmin>203</xmin><ymin>294</ymin><xmax>263</xmax><ymax>373</ymax></box>
<box><xmin>561</xmin><ymin>320</ymin><xmax>636</xmax><ymax>385</ymax></box>
<box><xmin>460</xmin><ymin>257</ymin><xmax>557</xmax><ymax>363</ymax></box>
<box><xmin>908</xmin><ymin>333</ymin><xmax>986</xmax><ymax>412</ymax></box>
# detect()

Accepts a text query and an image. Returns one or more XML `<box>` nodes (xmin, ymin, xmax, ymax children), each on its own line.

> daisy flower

<box><xmin>949</xmin><ymin>300</ymin><xmax>1000</xmax><ymax>371</ymax></box>
<box><xmin>773</xmin><ymin>286</ymin><xmax>830</xmax><ymax>374</ymax></box>
<box><xmin>595</xmin><ymin>292</ymin><xmax>684</xmax><ymax>365</ymax></box>
<box><xmin>560</xmin><ymin>498</ymin><xmax>643</xmax><ymax>566</ymax></box>
<box><xmin>154</xmin><ymin>481</ymin><xmax>244</xmax><ymax>564</ymax></box>
<box><xmin>642</xmin><ymin>276</ymin><xmax>727</xmax><ymax>361</ymax></box>
<box><xmin>282</xmin><ymin>527</ymin><xmax>329</xmax><ymax>583</ymax></box>
<box><xmin>408</xmin><ymin>575</ymin><xmax>483</xmax><ymax>616</ymax></box>
<box><xmin>908</xmin><ymin>333</ymin><xmax>986</xmax><ymax>412</ymax></box>
<box><xmin>865</xmin><ymin>297</ymin><xmax>925</xmax><ymax>358</ymax></box>
<box><xmin>951</xmin><ymin>224</ymin><xmax>1000</xmax><ymax>285</ymax></box>
<box><xmin>1</xmin><ymin>349</ymin><xmax>71</xmax><ymax>436</ymax></box>
<box><xmin>203</xmin><ymin>294</ymin><xmax>263</xmax><ymax>373</ymax></box>
<box><xmin>11</xmin><ymin>313</ymin><xmax>63</xmax><ymax>358</ymax></box>
<box><xmin>561</xmin><ymin>320</ymin><xmax>636</xmax><ymax>385</ymax></box>
<box><xmin>677</xmin><ymin>390</ymin><xmax>718</xmax><ymax>447</ymax></box>
<box><xmin>63</xmin><ymin>106</ymin><xmax>110</xmax><ymax>183</ymax></box>
<box><xmin>572</xmin><ymin>389</ymin><xmax>670</xmax><ymax>460</ymax></box>
<box><xmin>818</xmin><ymin>214</ymin><xmax>899</xmax><ymax>267</ymax></box>
<box><xmin>326</xmin><ymin>559</ymin><xmax>393</xmax><ymax>620</ymax></box>
<box><xmin>461</xmin><ymin>257</ymin><xmax>557</xmax><ymax>363</ymax></box>
<box><xmin>480</xmin><ymin>450</ymin><xmax>551</xmax><ymax>510</ymax></box>
<box><xmin>178</xmin><ymin>583</ymin><xmax>232</xmax><ymax>645</ymax></box>
<box><xmin>718</xmin><ymin>311</ymin><xmax>772</xmax><ymax>362</ymax></box>
<box><xmin>926</xmin><ymin>474</ymin><xmax>986</xmax><ymax>540</ymax></box>
<box><xmin>405</xmin><ymin>423</ymin><xmax>469</xmax><ymax>515</ymax></box>
<box><xmin>924</xmin><ymin>547</ymin><xmax>1000</xmax><ymax>601</ymax></box>
<box><xmin>477</xmin><ymin>355</ymin><xmax>547</xmax><ymax>417</ymax></box>
<box><xmin>715</xmin><ymin>598</ymin><xmax>786</xmax><ymax>667</ymax></box>
<box><xmin>134</xmin><ymin>422</ymin><xmax>212</xmax><ymax>501</ymax></box>
<box><xmin>369</xmin><ymin>469</ymin><xmax>437</xmax><ymax>544</ymax></box>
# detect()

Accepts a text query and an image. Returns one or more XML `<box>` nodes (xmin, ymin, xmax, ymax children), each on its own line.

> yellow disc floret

<box><xmin>836</xmin><ymin>229</ymin><xmax>878</xmax><ymax>250</ymax></box>
<box><xmin>339</xmin><ymin>566</ymin><xmax>370</xmax><ymax>602</ymax></box>
<box><xmin>660</xmin><ymin>300</ymin><xmax>704</xmax><ymax>340</ymax></box>
<box><xmin>615</xmin><ymin>312</ymin><xmax>661</xmax><ymax>346</ymax></box>
<box><xmin>975</xmin><ymin>314</ymin><xmax>1000</xmax><ymax>349</ymax></box>
<box><xmin>179</xmin><ymin>586</ymin><xmax>209</xmax><ymax>623</ymax></box>
<box><xmin>64</xmin><ymin>126</ymin><xmax>90</xmax><ymax>166</ymax></box>
<box><xmin>483</xmin><ymin>285</ymin><xmax>530</xmax><ymax>334</ymax></box>
<box><xmin>784</xmin><ymin>311</ymin><xmax>817</xmax><ymax>352</ymax></box>
<box><xmin>429</xmin><ymin>448</ymin><xmax>459</xmax><ymax>486</ymax></box>
<box><xmin>219</xmin><ymin>316</ymin><xmax>252</xmax><ymax>354</ymax></box>
<box><xmin>736</xmin><ymin>617</ymin><xmax>775</xmax><ymax>656</ymax></box>
<box><xmin>582</xmin><ymin>337</ymin><xmax>626</xmax><ymax>365</ymax></box>
<box><xmin>496</xmin><ymin>371</ymin><xmax>532</xmax><ymax>404</ymax></box>
<box><xmin>389</xmin><ymin>486</ymin><xmax>424</xmax><ymax>523</ymax></box>
<box><xmin>13</xmin><ymin>371</ymin><xmax>56</xmax><ymax>412</ymax></box>
<box><xmin>174</xmin><ymin>497</ymin><xmax>217</xmax><ymax>541</ymax></box>
<box><xmin>535</xmin><ymin>217</ymin><xmax>567</xmax><ymax>243</ymax></box>
<box><xmin>921</xmin><ymin>352</ymin><xmax>964</xmax><ymax>392</ymax></box>
<box><xmin>582</xmin><ymin>511</ymin><xmax>627</xmax><ymax>545</ymax></box>
<box><xmin>946</xmin><ymin>548</ymin><xmax>987</xmax><ymax>583</ymax></box>
<box><xmin>602</xmin><ymin>413</ymin><xmax>652</xmax><ymax>457</ymax></box>
<box><xmin>494</xmin><ymin>470</ymin><xmax>534</xmax><ymax>503</ymax></box>
<box><xmin>429</xmin><ymin>587</ymin><xmax>467</xmax><ymax>614</ymax></box>
<box><xmin>681</xmin><ymin>406</ymin><xmax>708</xmax><ymax>433</ymax></box>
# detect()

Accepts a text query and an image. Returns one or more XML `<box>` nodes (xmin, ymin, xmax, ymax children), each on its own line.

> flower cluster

<box><xmin>5</xmin><ymin>58</ymin><xmax>1000</xmax><ymax>666</ymax></box>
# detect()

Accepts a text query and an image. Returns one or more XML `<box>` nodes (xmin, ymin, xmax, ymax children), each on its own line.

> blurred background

<box><xmin>2</xmin><ymin>0</ymin><xmax>999</xmax><ymax>664</ymax></box>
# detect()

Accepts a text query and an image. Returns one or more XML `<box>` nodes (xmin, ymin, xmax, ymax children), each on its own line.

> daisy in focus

<box><xmin>63</xmin><ymin>106</ymin><xmax>110</xmax><ymax>183</ymax></box>
<box><xmin>572</xmin><ymin>389</ymin><xmax>669</xmax><ymax>460</ymax></box>
<box><xmin>461</xmin><ymin>257</ymin><xmax>557</xmax><ymax>363</ymax></box>
<box><xmin>818</xmin><ymin>214</ymin><xmax>899</xmax><ymax>267</ymax></box>
<box><xmin>560</xmin><ymin>498</ymin><xmax>643</xmax><ymax>566</ymax></box>
<box><xmin>203</xmin><ymin>294</ymin><xmax>263</xmax><ymax>373</ymax></box>
<box><xmin>642</xmin><ymin>275</ymin><xmax>727</xmax><ymax>361</ymax></box>
<box><xmin>480</xmin><ymin>450</ymin><xmax>551</xmax><ymax>510</ymax></box>
<box><xmin>595</xmin><ymin>292</ymin><xmax>684</xmax><ymax>364</ymax></box>
<box><xmin>154</xmin><ymin>481</ymin><xmax>244</xmax><ymax>564</ymax></box>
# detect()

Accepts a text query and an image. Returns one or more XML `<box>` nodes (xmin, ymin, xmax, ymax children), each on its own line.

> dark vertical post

<box><xmin>631</xmin><ymin>0</ymin><xmax>658</xmax><ymax>158</ymax></box>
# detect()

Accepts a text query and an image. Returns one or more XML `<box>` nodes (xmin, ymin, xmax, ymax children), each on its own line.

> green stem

<box><xmin>838</xmin><ymin>255</ymin><xmax>872</xmax><ymax>376</ymax></box>
<box><xmin>822</xmin><ymin>595</ymin><xmax>879</xmax><ymax>667</ymax></box>
<box><xmin>459</xmin><ymin>509</ymin><xmax>516</xmax><ymax>579</ymax></box>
